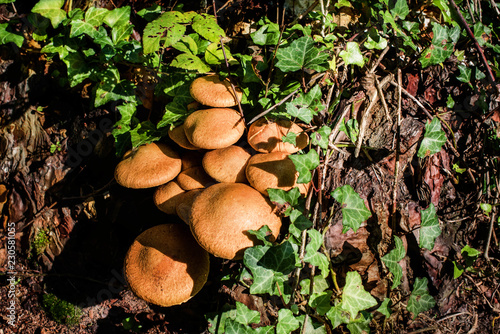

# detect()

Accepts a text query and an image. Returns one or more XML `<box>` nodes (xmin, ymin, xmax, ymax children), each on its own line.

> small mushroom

<box><xmin>183</xmin><ymin>108</ymin><xmax>246</xmax><ymax>149</ymax></box>
<box><xmin>189</xmin><ymin>183</ymin><xmax>282</xmax><ymax>260</ymax></box>
<box><xmin>245</xmin><ymin>152</ymin><xmax>310</xmax><ymax>196</ymax></box>
<box><xmin>202</xmin><ymin>145</ymin><xmax>251</xmax><ymax>183</ymax></box>
<box><xmin>177</xmin><ymin>166</ymin><xmax>215</xmax><ymax>190</ymax></box>
<box><xmin>124</xmin><ymin>224</ymin><xmax>210</xmax><ymax>307</ymax></box>
<box><xmin>153</xmin><ymin>181</ymin><xmax>186</xmax><ymax>215</ymax></box>
<box><xmin>190</xmin><ymin>75</ymin><xmax>242</xmax><ymax>107</ymax></box>
<box><xmin>168</xmin><ymin>124</ymin><xmax>199</xmax><ymax>150</ymax></box>
<box><xmin>114</xmin><ymin>142</ymin><xmax>182</xmax><ymax>189</ymax></box>
<box><xmin>247</xmin><ymin>118</ymin><xmax>309</xmax><ymax>153</ymax></box>
<box><xmin>176</xmin><ymin>189</ymin><xmax>204</xmax><ymax>224</ymax></box>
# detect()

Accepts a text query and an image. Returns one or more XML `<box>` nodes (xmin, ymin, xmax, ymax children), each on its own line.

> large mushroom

<box><xmin>202</xmin><ymin>145</ymin><xmax>251</xmax><ymax>183</ymax></box>
<box><xmin>114</xmin><ymin>142</ymin><xmax>182</xmax><ymax>189</ymax></box>
<box><xmin>124</xmin><ymin>224</ymin><xmax>210</xmax><ymax>307</ymax></box>
<box><xmin>247</xmin><ymin>118</ymin><xmax>309</xmax><ymax>153</ymax></box>
<box><xmin>189</xmin><ymin>183</ymin><xmax>282</xmax><ymax>260</ymax></box>
<box><xmin>183</xmin><ymin>108</ymin><xmax>246</xmax><ymax>150</ymax></box>
<box><xmin>190</xmin><ymin>75</ymin><xmax>242</xmax><ymax>107</ymax></box>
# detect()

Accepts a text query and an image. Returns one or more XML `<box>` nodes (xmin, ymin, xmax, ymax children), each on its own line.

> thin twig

<box><xmin>375</xmin><ymin>76</ymin><xmax>392</xmax><ymax>124</ymax></box>
<box><xmin>369</xmin><ymin>46</ymin><xmax>390</xmax><ymax>74</ymax></box>
<box><xmin>248</xmin><ymin>87</ymin><xmax>300</xmax><ymax>124</ymax></box>
<box><xmin>488</xmin><ymin>0</ymin><xmax>500</xmax><ymax>16</ymax></box>
<box><xmin>219</xmin><ymin>36</ymin><xmax>245</xmax><ymax>119</ymax></box>
<box><xmin>449</xmin><ymin>0</ymin><xmax>499</xmax><ymax>93</ymax></box>
<box><xmin>390</xmin><ymin>81</ymin><xmax>433</xmax><ymax>119</ymax></box>
<box><xmin>392</xmin><ymin>69</ymin><xmax>402</xmax><ymax>229</ymax></box>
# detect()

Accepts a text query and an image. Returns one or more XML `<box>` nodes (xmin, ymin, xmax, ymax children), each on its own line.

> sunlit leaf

<box><xmin>419</xmin><ymin>203</ymin><xmax>441</xmax><ymax>250</ymax></box>
<box><xmin>381</xmin><ymin>236</ymin><xmax>405</xmax><ymax>288</ymax></box>
<box><xmin>289</xmin><ymin>149</ymin><xmax>320</xmax><ymax>184</ymax></box>
<box><xmin>0</xmin><ymin>23</ymin><xmax>23</xmax><ymax>47</ymax></box>
<box><xmin>32</xmin><ymin>0</ymin><xmax>66</xmax><ymax>28</ymax></box>
<box><xmin>417</xmin><ymin>117</ymin><xmax>446</xmax><ymax>158</ymax></box>
<box><xmin>275</xmin><ymin>36</ymin><xmax>329</xmax><ymax>72</ymax></box>
<box><xmin>407</xmin><ymin>277</ymin><xmax>435</xmax><ymax>319</ymax></box>
<box><xmin>331</xmin><ymin>185</ymin><xmax>371</xmax><ymax>233</ymax></box>
<box><xmin>341</xmin><ymin>271</ymin><xmax>377</xmax><ymax>319</ymax></box>
<box><xmin>339</xmin><ymin>42</ymin><xmax>365</xmax><ymax>67</ymax></box>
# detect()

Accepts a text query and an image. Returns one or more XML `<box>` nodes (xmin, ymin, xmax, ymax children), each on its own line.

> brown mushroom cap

<box><xmin>154</xmin><ymin>181</ymin><xmax>186</xmax><ymax>215</ymax></box>
<box><xmin>202</xmin><ymin>146</ymin><xmax>251</xmax><ymax>183</ymax></box>
<box><xmin>189</xmin><ymin>183</ymin><xmax>282</xmax><ymax>260</ymax></box>
<box><xmin>247</xmin><ymin>118</ymin><xmax>309</xmax><ymax>153</ymax></box>
<box><xmin>177</xmin><ymin>166</ymin><xmax>214</xmax><ymax>190</ymax></box>
<box><xmin>184</xmin><ymin>108</ymin><xmax>246</xmax><ymax>150</ymax></box>
<box><xmin>114</xmin><ymin>142</ymin><xmax>182</xmax><ymax>189</ymax></box>
<box><xmin>176</xmin><ymin>189</ymin><xmax>204</xmax><ymax>224</ymax></box>
<box><xmin>246</xmin><ymin>152</ymin><xmax>310</xmax><ymax>196</ymax></box>
<box><xmin>168</xmin><ymin>124</ymin><xmax>199</xmax><ymax>150</ymax></box>
<box><xmin>190</xmin><ymin>75</ymin><xmax>242</xmax><ymax>107</ymax></box>
<box><xmin>124</xmin><ymin>224</ymin><xmax>210</xmax><ymax>307</ymax></box>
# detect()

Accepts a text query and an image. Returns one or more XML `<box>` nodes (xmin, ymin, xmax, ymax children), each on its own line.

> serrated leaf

<box><xmin>381</xmin><ymin>236</ymin><xmax>405</xmax><ymax>288</ymax></box>
<box><xmin>304</xmin><ymin>229</ymin><xmax>330</xmax><ymax>278</ymax></box>
<box><xmin>276</xmin><ymin>309</ymin><xmax>301</xmax><ymax>334</ymax></box>
<box><xmin>309</xmin><ymin>291</ymin><xmax>333</xmax><ymax>315</ymax></box>
<box><xmin>339</xmin><ymin>42</ymin><xmax>365</xmax><ymax>67</ymax></box>
<box><xmin>143</xmin><ymin>11</ymin><xmax>186</xmax><ymax>54</ymax></box>
<box><xmin>419</xmin><ymin>203</ymin><xmax>441</xmax><ymax>250</ymax></box>
<box><xmin>171</xmin><ymin>53</ymin><xmax>211</xmax><ymax>73</ymax></box>
<box><xmin>326</xmin><ymin>303</ymin><xmax>349</xmax><ymax>329</ymax></box>
<box><xmin>341</xmin><ymin>271</ymin><xmax>377</xmax><ymax>320</ymax></box>
<box><xmin>390</xmin><ymin>0</ymin><xmax>409</xmax><ymax>20</ymax></box>
<box><xmin>407</xmin><ymin>277</ymin><xmax>435</xmax><ymax>319</ymax></box>
<box><xmin>289</xmin><ymin>149</ymin><xmax>320</xmax><ymax>184</ymax></box>
<box><xmin>417</xmin><ymin>117</ymin><xmax>446</xmax><ymax>158</ymax></box>
<box><xmin>85</xmin><ymin>6</ymin><xmax>108</xmax><ymax>27</ymax></box>
<box><xmin>104</xmin><ymin>6</ymin><xmax>130</xmax><ymax>28</ymax></box>
<box><xmin>286</xmin><ymin>84</ymin><xmax>323</xmax><ymax>123</ymax></box>
<box><xmin>376</xmin><ymin>298</ymin><xmax>392</xmax><ymax>317</ymax></box>
<box><xmin>0</xmin><ymin>23</ymin><xmax>23</xmax><ymax>47</ymax></box>
<box><xmin>275</xmin><ymin>36</ymin><xmax>329</xmax><ymax>72</ymax></box>
<box><xmin>331</xmin><ymin>185</ymin><xmax>371</xmax><ymax>233</ymax></box>
<box><xmin>32</xmin><ymin>0</ymin><xmax>66</xmax><ymax>28</ymax></box>
<box><xmin>173</xmin><ymin>35</ymin><xmax>198</xmax><ymax>54</ymax></box>
<box><xmin>192</xmin><ymin>13</ymin><xmax>225</xmax><ymax>42</ymax></box>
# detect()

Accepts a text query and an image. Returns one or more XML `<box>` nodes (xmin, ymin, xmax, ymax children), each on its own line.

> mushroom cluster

<box><xmin>116</xmin><ymin>74</ymin><xmax>310</xmax><ymax>306</ymax></box>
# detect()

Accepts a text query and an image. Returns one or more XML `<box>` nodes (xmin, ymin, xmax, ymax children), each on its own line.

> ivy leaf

<box><xmin>326</xmin><ymin>304</ymin><xmax>349</xmax><ymax>329</ymax></box>
<box><xmin>0</xmin><ymin>23</ymin><xmax>24</xmax><ymax>47</ymax></box>
<box><xmin>247</xmin><ymin>225</ymin><xmax>274</xmax><ymax>247</ymax></box>
<box><xmin>267</xmin><ymin>188</ymin><xmax>301</xmax><ymax>207</ymax></box>
<box><xmin>381</xmin><ymin>236</ymin><xmax>405</xmax><ymax>288</ymax></box>
<box><xmin>346</xmin><ymin>312</ymin><xmax>372</xmax><ymax>334</ymax></box>
<box><xmin>70</xmin><ymin>20</ymin><xmax>97</xmax><ymax>38</ymax></box>
<box><xmin>112</xmin><ymin>24</ymin><xmax>133</xmax><ymax>44</ymax></box>
<box><xmin>331</xmin><ymin>185</ymin><xmax>372</xmax><ymax>233</ymax></box>
<box><xmin>456</xmin><ymin>64</ymin><xmax>472</xmax><ymax>84</ymax></box>
<box><xmin>303</xmin><ymin>229</ymin><xmax>330</xmax><ymax>278</ymax></box>
<box><xmin>104</xmin><ymin>6</ymin><xmax>130</xmax><ymax>28</ymax></box>
<box><xmin>192</xmin><ymin>13</ymin><xmax>225</xmax><ymax>42</ymax></box>
<box><xmin>276</xmin><ymin>309</ymin><xmax>301</xmax><ymax>334</ymax></box>
<box><xmin>275</xmin><ymin>36</ymin><xmax>329</xmax><ymax>72</ymax></box>
<box><xmin>94</xmin><ymin>78</ymin><xmax>136</xmax><ymax>107</ymax></box>
<box><xmin>289</xmin><ymin>209</ymin><xmax>313</xmax><ymax>239</ymax></box>
<box><xmin>376</xmin><ymin>298</ymin><xmax>392</xmax><ymax>317</ymax></box>
<box><xmin>390</xmin><ymin>0</ymin><xmax>409</xmax><ymax>20</ymax></box>
<box><xmin>234</xmin><ymin>302</ymin><xmax>260</xmax><ymax>325</ymax></box>
<box><xmin>289</xmin><ymin>150</ymin><xmax>320</xmax><ymax>184</ymax></box>
<box><xmin>339</xmin><ymin>118</ymin><xmax>359</xmax><ymax>143</ymax></box>
<box><xmin>311</xmin><ymin>125</ymin><xmax>331</xmax><ymax>150</ymax></box>
<box><xmin>341</xmin><ymin>271</ymin><xmax>377</xmax><ymax>319</ymax></box>
<box><xmin>129</xmin><ymin>120</ymin><xmax>161</xmax><ymax>148</ymax></box>
<box><xmin>309</xmin><ymin>291</ymin><xmax>333</xmax><ymax>315</ymax></box>
<box><xmin>85</xmin><ymin>6</ymin><xmax>108</xmax><ymax>27</ymax></box>
<box><xmin>419</xmin><ymin>203</ymin><xmax>441</xmax><ymax>250</ymax></box>
<box><xmin>433</xmin><ymin>0</ymin><xmax>453</xmax><ymax>23</ymax></box>
<box><xmin>171</xmin><ymin>53</ymin><xmax>211</xmax><ymax>73</ymax></box>
<box><xmin>282</xmin><ymin>132</ymin><xmax>297</xmax><ymax>147</ymax></box>
<box><xmin>286</xmin><ymin>84</ymin><xmax>323</xmax><ymax>123</ymax></box>
<box><xmin>339</xmin><ymin>42</ymin><xmax>365</xmax><ymax>67</ymax></box>
<box><xmin>364</xmin><ymin>28</ymin><xmax>388</xmax><ymax>50</ymax></box>
<box><xmin>417</xmin><ymin>117</ymin><xmax>446</xmax><ymax>158</ymax></box>
<box><xmin>407</xmin><ymin>277</ymin><xmax>435</xmax><ymax>319</ymax></box>
<box><xmin>143</xmin><ymin>11</ymin><xmax>187</xmax><ymax>54</ymax></box>
<box><xmin>419</xmin><ymin>23</ymin><xmax>454</xmax><ymax>68</ymax></box>
<box><xmin>32</xmin><ymin>0</ymin><xmax>66</xmax><ymax>28</ymax></box>
<box><xmin>60</xmin><ymin>52</ymin><xmax>92</xmax><ymax>87</ymax></box>
<box><xmin>251</xmin><ymin>21</ymin><xmax>280</xmax><ymax>46</ymax></box>
<box><xmin>300</xmin><ymin>275</ymin><xmax>330</xmax><ymax>295</ymax></box>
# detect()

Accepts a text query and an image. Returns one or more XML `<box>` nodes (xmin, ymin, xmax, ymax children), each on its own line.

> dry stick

<box><xmin>449</xmin><ymin>0</ymin><xmax>499</xmax><ymax>94</ymax></box>
<box><xmin>375</xmin><ymin>76</ymin><xmax>392</xmax><ymax>124</ymax></box>
<box><xmin>369</xmin><ymin>45</ymin><xmax>390</xmax><ymax>74</ymax></box>
<box><xmin>290</xmin><ymin>0</ymin><xmax>320</xmax><ymax>26</ymax></box>
<box><xmin>392</xmin><ymin>69</ymin><xmax>402</xmax><ymax>229</ymax></box>
<box><xmin>219</xmin><ymin>36</ymin><xmax>244</xmax><ymax>119</ymax></box>
<box><xmin>489</xmin><ymin>0</ymin><xmax>500</xmax><ymax>16</ymax></box>
<box><xmin>484</xmin><ymin>171</ymin><xmax>499</xmax><ymax>262</ymax></box>
<box><xmin>248</xmin><ymin>87</ymin><xmax>301</xmax><ymax>124</ymax></box>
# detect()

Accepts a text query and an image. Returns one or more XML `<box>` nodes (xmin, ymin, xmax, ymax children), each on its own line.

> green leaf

<box><xmin>275</xmin><ymin>36</ymin><xmax>329</xmax><ymax>72</ymax></box>
<box><xmin>289</xmin><ymin>150</ymin><xmax>320</xmax><ymax>184</ymax></box>
<box><xmin>339</xmin><ymin>118</ymin><xmax>359</xmax><ymax>143</ymax></box>
<box><xmin>331</xmin><ymin>185</ymin><xmax>372</xmax><ymax>233</ymax></box>
<box><xmin>0</xmin><ymin>0</ymin><xmax>15</xmax><ymax>3</ymax></box>
<box><xmin>204</xmin><ymin>42</ymin><xmax>236</xmax><ymax>65</ymax></box>
<box><xmin>309</xmin><ymin>291</ymin><xmax>333</xmax><ymax>315</ymax></box>
<box><xmin>432</xmin><ymin>0</ymin><xmax>453</xmax><ymax>23</ymax></box>
<box><xmin>104</xmin><ymin>6</ymin><xmax>130</xmax><ymax>28</ymax></box>
<box><xmin>60</xmin><ymin>52</ymin><xmax>92</xmax><ymax>87</ymax></box>
<box><xmin>85</xmin><ymin>6</ymin><xmax>108</xmax><ymax>27</ymax></box>
<box><xmin>417</xmin><ymin>117</ymin><xmax>446</xmax><ymax>158</ymax></box>
<box><xmin>282</xmin><ymin>132</ymin><xmax>297</xmax><ymax>147</ymax></box>
<box><xmin>276</xmin><ymin>309</ymin><xmax>301</xmax><ymax>334</ymax></box>
<box><xmin>137</xmin><ymin>4</ymin><xmax>162</xmax><ymax>21</ymax></box>
<box><xmin>192</xmin><ymin>13</ymin><xmax>225</xmax><ymax>42</ymax></box>
<box><xmin>171</xmin><ymin>53</ymin><xmax>211</xmax><ymax>73</ymax></box>
<box><xmin>419</xmin><ymin>23</ymin><xmax>454</xmax><ymax>68</ymax></box>
<box><xmin>457</xmin><ymin>64</ymin><xmax>472</xmax><ymax>83</ymax></box>
<box><xmin>289</xmin><ymin>209</ymin><xmax>313</xmax><ymax>239</ymax></box>
<box><xmin>143</xmin><ymin>11</ymin><xmax>187</xmax><ymax>54</ymax></box>
<box><xmin>407</xmin><ymin>277</ymin><xmax>435</xmax><ymax>319</ymax></box>
<box><xmin>346</xmin><ymin>312</ymin><xmax>372</xmax><ymax>334</ymax></box>
<box><xmin>267</xmin><ymin>188</ymin><xmax>301</xmax><ymax>207</ymax></box>
<box><xmin>94</xmin><ymin>78</ymin><xmax>136</xmax><ymax>107</ymax></box>
<box><xmin>32</xmin><ymin>0</ymin><xmax>66</xmax><ymax>28</ymax></box>
<box><xmin>341</xmin><ymin>271</ymin><xmax>377</xmax><ymax>320</ymax></box>
<box><xmin>364</xmin><ymin>28</ymin><xmax>388</xmax><ymax>50</ymax></box>
<box><xmin>70</xmin><ymin>19</ymin><xmax>97</xmax><ymax>38</ymax></box>
<box><xmin>251</xmin><ymin>22</ymin><xmax>280</xmax><ymax>46</ymax></box>
<box><xmin>247</xmin><ymin>225</ymin><xmax>274</xmax><ymax>247</ymax></box>
<box><xmin>112</xmin><ymin>24</ymin><xmax>133</xmax><ymax>44</ymax></box>
<box><xmin>390</xmin><ymin>0</ymin><xmax>409</xmax><ymax>20</ymax></box>
<box><xmin>339</xmin><ymin>42</ymin><xmax>365</xmax><ymax>67</ymax></box>
<box><xmin>0</xmin><ymin>23</ymin><xmax>23</xmax><ymax>47</ymax></box>
<box><xmin>419</xmin><ymin>203</ymin><xmax>441</xmax><ymax>250</ymax></box>
<box><xmin>286</xmin><ymin>84</ymin><xmax>323</xmax><ymax>123</ymax></box>
<box><xmin>326</xmin><ymin>304</ymin><xmax>349</xmax><ymax>329</ymax></box>
<box><xmin>234</xmin><ymin>302</ymin><xmax>260</xmax><ymax>325</ymax></box>
<box><xmin>376</xmin><ymin>298</ymin><xmax>392</xmax><ymax>317</ymax></box>
<box><xmin>173</xmin><ymin>35</ymin><xmax>198</xmax><ymax>54</ymax></box>
<box><xmin>453</xmin><ymin>261</ymin><xmax>464</xmax><ymax>279</ymax></box>
<box><xmin>300</xmin><ymin>275</ymin><xmax>329</xmax><ymax>295</ymax></box>
<box><xmin>304</xmin><ymin>229</ymin><xmax>330</xmax><ymax>278</ymax></box>
<box><xmin>130</xmin><ymin>120</ymin><xmax>162</xmax><ymax>148</ymax></box>
<box><xmin>381</xmin><ymin>236</ymin><xmax>405</xmax><ymax>288</ymax></box>
<box><xmin>462</xmin><ymin>245</ymin><xmax>481</xmax><ymax>257</ymax></box>
<box><xmin>311</xmin><ymin>125</ymin><xmax>331</xmax><ymax>150</ymax></box>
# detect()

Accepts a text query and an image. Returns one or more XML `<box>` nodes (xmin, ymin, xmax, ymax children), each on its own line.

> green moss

<box><xmin>42</xmin><ymin>293</ymin><xmax>82</xmax><ymax>326</ymax></box>
<box><xmin>33</xmin><ymin>229</ymin><xmax>50</xmax><ymax>255</ymax></box>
